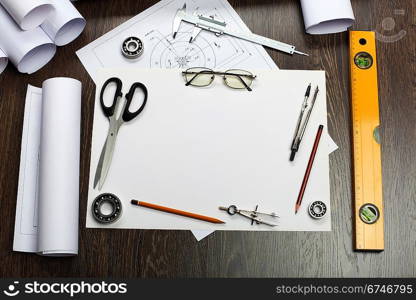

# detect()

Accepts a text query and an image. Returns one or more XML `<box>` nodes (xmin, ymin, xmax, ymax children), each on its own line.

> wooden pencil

<box><xmin>131</xmin><ymin>200</ymin><xmax>225</xmax><ymax>224</ymax></box>
<box><xmin>295</xmin><ymin>125</ymin><xmax>324</xmax><ymax>214</ymax></box>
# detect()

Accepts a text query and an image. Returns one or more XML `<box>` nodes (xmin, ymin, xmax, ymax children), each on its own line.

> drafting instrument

<box><xmin>308</xmin><ymin>201</ymin><xmax>327</xmax><ymax>219</ymax></box>
<box><xmin>290</xmin><ymin>84</ymin><xmax>311</xmax><ymax>156</ymax></box>
<box><xmin>219</xmin><ymin>205</ymin><xmax>278</xmax><ymax>226</ymax></box>
<box><xmin>294</xmin><ymin>86</ymin><xmax>319</xmax><ymax>154</ymax></box>
<box><xmin>94</xmin><ymin>77</ymin><xmax>148</xmax><ymax>190</ymax></box>
<box><xmin>290</xmin><ymin>85</ymin><xmax>319</xmax><ymax>161</ymax></box>
<box><xmin>349</xmin><ymin>30</ymin><xmax>384</xmax><ymax>251</ymax></box>
<box><xmin>295</xmin><ymin>124</ymin><xmax>324</xmax><ymax>214</ymax></box>
<box><xmin>121</xmin><ymin>36</ymin><xmax>144</xmax><ymax>59</ymax></box>
<box><xmin>173</xmin><ymin>4</ymin><xmax>308</xmax><ymax>56</ymax></box>
<box><xmin>131</xmin><ymin>200</ymin><xmax>225</xmax><ymax>224</ymax></box>
<box><xmin>92</xmin><ymin>193</ymin><xmax>123</xmax><ymax>224</ymax></box>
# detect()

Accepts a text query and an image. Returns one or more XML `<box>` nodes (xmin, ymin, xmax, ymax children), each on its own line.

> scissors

<box><xmin>94</xmin><ymin>77</ymin><xmax>148</xmax><ymax>190</ymax></box>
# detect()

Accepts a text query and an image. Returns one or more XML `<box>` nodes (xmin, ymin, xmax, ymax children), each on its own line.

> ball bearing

<box><xmin>308</xmin><ymin>201</ymin><xmax>327</xmax><ymax>219</ymax></box>
<box><xmin>92</xmin><ymin>193</ymin><xmax>122</xmax><ymax>224</ymax></box>
<box><xmin>121</xmin><ymin>36</ymin><xmax>144</xmax><ymax>59</ymax></box>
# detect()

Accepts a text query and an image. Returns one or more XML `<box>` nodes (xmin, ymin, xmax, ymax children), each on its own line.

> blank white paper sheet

<box><xmin>86</xmin><ymin>68</ymin><xmax>332</xmax><ymax>232</ymax></box>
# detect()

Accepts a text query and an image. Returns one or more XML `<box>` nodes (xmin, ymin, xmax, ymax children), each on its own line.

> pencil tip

<box><xmin>131</xmin><ymin>199</ymin><xmax>138</xmax><ymax>205</ymax></box>
<box><xmin>295</xmin><ymin>205</ymin><xmax>299</xmax><ymax>214</ymax></box>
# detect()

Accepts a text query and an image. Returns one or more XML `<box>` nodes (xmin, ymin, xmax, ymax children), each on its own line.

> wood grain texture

<box><xmin>0</xmin><ymin>0</ymin><xmax>414</xmax><ymax>278</ymax></box>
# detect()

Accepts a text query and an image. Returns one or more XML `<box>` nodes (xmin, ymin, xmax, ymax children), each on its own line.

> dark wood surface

<box><xmin>0</xmin><ymin>0</ymin><xmax>415</xmax><ymax>278</ymax></box>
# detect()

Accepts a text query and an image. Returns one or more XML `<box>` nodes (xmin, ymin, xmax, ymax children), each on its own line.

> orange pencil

<box><xmin>131</xmin><ymin>200</ymin><xmax>225</xmax><ymax>224</ymax></box>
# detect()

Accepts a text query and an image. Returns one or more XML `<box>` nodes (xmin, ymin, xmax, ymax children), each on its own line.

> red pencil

<box><xmin>295</xmin><ymin>125</ymin><xmax>324</xmax><ymax>214</ymax></box>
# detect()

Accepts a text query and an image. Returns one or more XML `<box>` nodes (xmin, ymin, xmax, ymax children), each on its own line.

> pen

<box><xmin>131</xmin><ymin>200</ymin><xmax>226</xmax><ymax>224</ymax></box>
<box><xmin>295</xmin><ymin>125</ymin><xmax>324</xmax><ymax>214</ymax></box>
<box><xmin>290</xmin><ymin>83</ymin><xmax>311</xmax><ymax>161</ymax></box>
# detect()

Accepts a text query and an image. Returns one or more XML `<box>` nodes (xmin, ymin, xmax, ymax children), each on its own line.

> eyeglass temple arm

<box><xmin>233</xmin><ymin>74</ymin><xmax>252</xmax><ymax>91</ymax></box>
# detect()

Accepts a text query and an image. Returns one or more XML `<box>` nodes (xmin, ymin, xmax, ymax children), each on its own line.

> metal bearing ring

<box><xmin>308</xmin><ymin>201</ymin><xmax>327</xmax><ymax>219</ymax></box>
<box><xmin>92</xmin><ymin>193</ymin><xmax>122</xmax><ymax>224</ymax></box>
<box><xmin>121</xmin><ymin>36</ymin><xmax>144</xmax><ymax>59</ymax></box>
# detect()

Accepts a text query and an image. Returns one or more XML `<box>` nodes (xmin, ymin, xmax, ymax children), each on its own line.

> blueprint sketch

<box><xmin>76</xmin><ymin>0</ymin><xmax>278</xmax><ymax>82</ymax></box>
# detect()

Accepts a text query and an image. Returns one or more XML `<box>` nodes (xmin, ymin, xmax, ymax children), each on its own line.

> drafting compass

<box><xmin>219</xmin><ymin>205</ymin><xmax>279</xmax><ymax>226</ymax></box>
<box><xmin>173</xmin><ymin>4</ymin><xmax>308</xmax><ymax>56</ymax></box>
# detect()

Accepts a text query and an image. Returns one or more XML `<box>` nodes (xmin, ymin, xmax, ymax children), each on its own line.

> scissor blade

<box><xmin>93</xmin><ymin>138</ymin><xmax>108</xmax><ymax>189</ymax></box>
<box><xmin>98</xmin><ymin>132</ymin><xmax>118</xmax><ymax>190</ymax></box>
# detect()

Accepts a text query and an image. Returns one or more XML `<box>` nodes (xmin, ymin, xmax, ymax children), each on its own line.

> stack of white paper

<box><xmin>86</xmin><ymin>68</ymin><xmax>333</xmax><ymax>234</ymax></box>
<box><xmin>77</xmin><ymin>0</ymin><xmax>338</xmax><ymax>240</ymax></box>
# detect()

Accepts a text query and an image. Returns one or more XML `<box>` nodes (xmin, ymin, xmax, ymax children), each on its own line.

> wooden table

<box><xmin>0</xmin><ymin>0</ymin><xmax>415</xmax><ymax>277</ymax></box>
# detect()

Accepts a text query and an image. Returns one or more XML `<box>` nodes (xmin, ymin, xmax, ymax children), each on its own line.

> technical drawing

<box><xmin>147</xmin><ymin>28</ymin><xmax>256</xmax><ymax>70</ymax></box>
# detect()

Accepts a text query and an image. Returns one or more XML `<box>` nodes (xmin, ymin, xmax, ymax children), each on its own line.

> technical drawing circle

<box><xmin>122</xmin><ymin>36</ymin><xmax>144</xmax><ymax>59</ymax></box>
<box><xmin>150</xmin><ymin>32</ymin><xmax>216</xmax><ymax>69</ymax></box>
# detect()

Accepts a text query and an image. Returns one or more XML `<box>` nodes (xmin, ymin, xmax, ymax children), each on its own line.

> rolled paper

<box><xmin>0</xmin><ymin>5</ymin><xmax>56</xmax><ymax>74</ymax></box>
<box><xmin>41</xmin><ymin>0</ymin><xmax>86</xmax><ymax>46</ymax></box>
<box><xmin>0</xmin><ymin>0</ymin><xmax>54</xmax><ymax>30</ymax></box>
<box><xmin>300</xmin><ymin>0</ymin><xmax>355</xmax><ymax>35</ymax></box>
<box><xmin>37</xmin><ymin>78</ymin><xmax>82</xmax><ymax>256</ymax></box>
<box><xmin>14</xmin><ymin>79</ymin><xmax>82</xmax><ymax>256</ymax></box>
<box><xmin>0</xmin><ymin>48</ymin><xmax>7</xmax><ymax>74</ymax></box>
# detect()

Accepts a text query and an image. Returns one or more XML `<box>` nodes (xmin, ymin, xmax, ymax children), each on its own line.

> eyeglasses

<box><xmin>182</xmin><ymin>67</ymin><xmax>257</xmax><ymax>91</ymax></box>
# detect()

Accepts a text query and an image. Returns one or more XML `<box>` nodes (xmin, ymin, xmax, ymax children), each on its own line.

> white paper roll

<box><xmin>37</xmin><ymin>77</ymin><xmax>81</xmax><ymax>256</ymax></box>
<box><xmin>0</xmin><ymin>5</ymin><xmax>56</xmax><ymax>74</ymax></box>
<box><xmin>0</xmin><ymin>0</ymin><xmax>54</xmax><ymax>31</ymax></box>
<box><xmin>41</xmin><ymin>0</ymin><xmax>86</xmax><ymax>46</ymax></box>
<box><xmin>300</xmin><ymin>0</ymin><xmax>355</xmax><ymax>35</ymax></box>
<box><xmin>0</xmin><ymin>48</ymin><xmax>7</xmax><ymax>74</ymax></box>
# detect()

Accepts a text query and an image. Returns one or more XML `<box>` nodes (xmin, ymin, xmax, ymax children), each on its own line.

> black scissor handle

<box><xmin>122</xmin><ymin>82</ymin><xmax>148</xmax><ymax>122</ymax></box>
<box><xmin>100</xmin><ymin>77</ymin><xmax>123</xmax><ymax>117</ymax></box>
